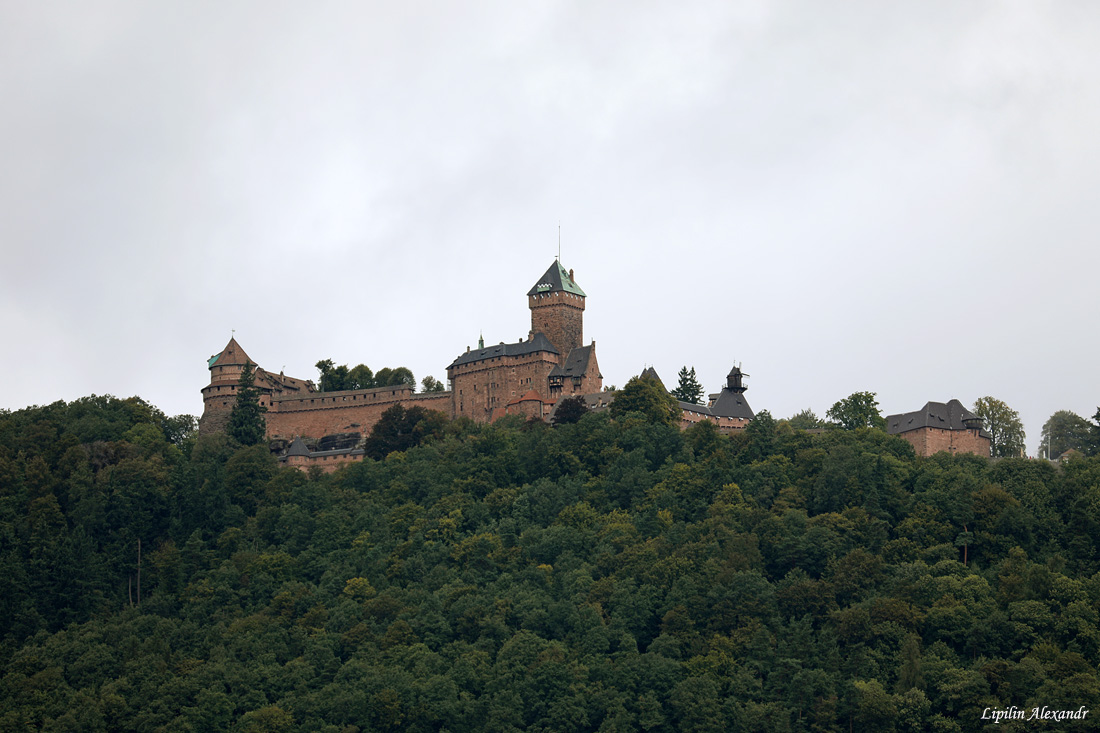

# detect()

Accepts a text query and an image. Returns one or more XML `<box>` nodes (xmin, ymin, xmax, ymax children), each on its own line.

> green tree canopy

<box><xmin>347</xmin><ymin>364</ymin><xmax>375</xmax><ymax>390</ymax></box>
<box><xmin>670</xmin><ymin>366</ymin><xmax>704</xmax><ymax>404</ymax></box>
<box><xmin>373</xmin><ymin>366</ymin><xmax>416</xmax><ymax>388</ymax></box>
<box><xmin>227</xmin><ymin>362</ymin><xmax>266</xmax><ymax>445</ymax></box>
<box><xmin>420</xmin><ymin>376</ymin><xmax>446</xmax><ymax>393</ymax></box>
<box><xmin>609</xmin><ymin>375</ymin><xmax>680</xmax><ymax>426</ymax></box>
<box><xmin>974</xmin><ymin>396</ymin><xmax>1026</xmax><ymax>457</ymax></box>
<box><xmin>552</xmin><ymin>395</ymin><xmax>588</xmax><ymax>426</ymax></box>
<box><xmin>826</xmin><ymin>391</ymin><xmax>886</xmax><ymax>430</ymax></box>
<box><xmin>1039</xmin><ymin>410</ymin><xmax>1093</xmax><ymax>459</ymax></box>
<box><xmin>787</xmin><ymin>408</ymin><xmax>826</xmax><ymax>431</ymax></box>
<box><xmin>316</xmin><ymin>360</ymin><xmax>414</xmax><ymax>391</ymax></box>
<box><xmin>363</xmin><ymin>405</ymin><xmax>448</xmax><ymax>459</ymax></box>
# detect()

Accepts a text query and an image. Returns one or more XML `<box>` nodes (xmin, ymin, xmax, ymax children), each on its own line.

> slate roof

<box><xmin>287</xmin><ymin>437</ymin><xmax>311</xmax><ymax>457</ymax></box>
<box><xmin>886</xmin><ymin>399</ymin><xmax>990</xmax><ymax>438</ymax></box>
<box><xmin>709</xmin><ymin>389</ymin><xmax>755</xmax><ymax>419</ymax></box>
<box><xmin>527</xmin><ymin>261</ymin><xmax>586</xmax><ymax>297</ymax></box>
<box><xmin>448</xmin><ymin>333</ymin><xmax>559</xmax><ymax>368</ymax></box>
<box><xmin>639</xmin><ymin>367</ymin><xmax>665</xmax><ymax>388</ymax></box>
<box><xmin>549</xmin><ymin>344</ymin><xmax>595</xmax><ymax>378</ymax></box>
<box><xmin>679</xmin><ymin>401</ymin><xmax>713</xmax><ymax>416</ymax></box>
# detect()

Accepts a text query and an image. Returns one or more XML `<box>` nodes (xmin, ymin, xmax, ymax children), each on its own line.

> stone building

<box><xmin>198</xmin><ymin>338</ymin><xmax>451</xmax><ymax>441</ymax></box>
<box><xmin>200</xmin><ymin>260</ymin><xmax>601</xmax><ymax>453</ymax></box>
<box><xmin>447</xmin><ymin>261</ymin><xmax>602</xmax><ymax>422</ymax></box>
<box><xmin>885</xmin><ymin>399</ymin><xmax>991</xmax><ymax>457</ymax></box>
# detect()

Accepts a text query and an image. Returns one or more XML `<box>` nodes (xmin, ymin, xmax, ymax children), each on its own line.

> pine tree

<box><xmin>227</xmin><ymin>362</ymin><xmax>267</xmax><ymax>445</ymax></box>
<box><xmin>670</xmin><ymin>366</ymin><xmax>703</xmax><ymax>404</ymax></box>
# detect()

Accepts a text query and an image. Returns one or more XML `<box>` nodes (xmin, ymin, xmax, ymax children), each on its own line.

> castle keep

<box><xmin>447</xmin><ymin>261</ymin><xmax>602</xmax><ymax>421</ymax></box>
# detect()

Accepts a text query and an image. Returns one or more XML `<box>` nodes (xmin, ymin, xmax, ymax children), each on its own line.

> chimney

<box><xmin>569</xmin><ymin>268</ymin><xmax>574</xmax><ymax>281</ymax></box>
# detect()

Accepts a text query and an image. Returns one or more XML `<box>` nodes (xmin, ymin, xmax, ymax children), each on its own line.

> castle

<box><xmin>885</xmin><ymin>399</ymin><xmax>992</xmax><ymax>457</ymax></box>
<box><xmin>200</xmin><ymin>258</ymin><xmax>992</xmax><ymax>466</ymax></box>
<box><xmin>199</xmin><ymin>261</ymin><xmax>605</xmax><ymax>456</ymax></box>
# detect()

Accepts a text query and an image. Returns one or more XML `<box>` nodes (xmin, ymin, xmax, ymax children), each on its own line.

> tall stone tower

<box><xmin>198</xmin><ymin>337</ymin><xmax>253</xmax><ymax>434</ymax></box>
<box><xmin>528</xmin><ymin>261</ymin><xmax>585</xmax><ymax>360</ymax></box>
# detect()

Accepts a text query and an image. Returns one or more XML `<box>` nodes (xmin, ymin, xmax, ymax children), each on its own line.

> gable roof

<box><xmin>549</xmin><ymin>344</ymin><xmax>595</xmax><ymax>378</ymax></box>
<box><xmin>886</xmin><ymin>399</ymin><xmax>989</xmax><ymax>437</ymax></box>
<box><xmin>448</xmin><ymin>332</ymin><xmax>559</xmax><ymax>369</ymax></box>
<box><xmin>210</xmin><ymin>337</ymin><xmax>252</xmax><ymax>368</ymax></box>
<box><xmin>527</xmin><ymin>261</ymin><xmax>586</xmax><ymax>297</ymax></box>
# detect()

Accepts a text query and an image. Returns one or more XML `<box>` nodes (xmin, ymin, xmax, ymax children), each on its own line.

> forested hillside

<box><xmin>2</xmin><ymin>397</ymin><xmax>1100</xmax><ymax>731</ymax></box>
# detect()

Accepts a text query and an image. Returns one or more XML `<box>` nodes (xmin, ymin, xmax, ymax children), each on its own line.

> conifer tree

<box><xmin>227</xmin><ymin>362</ymin><xmax>267</xmax><ymax>445</ymax></box>
<box><xmin>671</xmin><ymin>366</ymin><xmax>704</xmax><ymax>404</ymax></box>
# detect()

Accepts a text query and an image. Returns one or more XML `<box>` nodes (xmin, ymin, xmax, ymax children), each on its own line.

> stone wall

<box><xmin>450</xmin><ymin>352</ymin><xmax>560</xmax><ymax>422</ymax></box>
<box><xmin>265</xmin><ymin>388</ymin><xmax>451</xmax><ymax>439</ymax></box>
<box><xmin>529</xmin><ymin>291</ymin><xmax>584</xmax><ymax>356</ymax></box>
<box><xmin>896</xmin><ymin>427</ymin><xmax>991</xmax><ymax>457</ymax></box>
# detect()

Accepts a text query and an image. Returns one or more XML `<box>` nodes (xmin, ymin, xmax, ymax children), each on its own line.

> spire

<box><xmin>478</xmin><ymin>332</ymin><xmax>485</xmax><ymax>349</ymax></box>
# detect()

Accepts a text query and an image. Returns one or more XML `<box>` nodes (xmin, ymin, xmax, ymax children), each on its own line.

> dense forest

<box><xmin>2</xmin><ymin>394</ymin><xmax>1100</xmax><ymax>731</ymax></box>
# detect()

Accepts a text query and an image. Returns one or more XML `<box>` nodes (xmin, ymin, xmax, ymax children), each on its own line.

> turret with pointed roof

<box><xmin>208</xmin><ymin>337</ymin><xmax>252</xmax><ymax>378</ymax></box>
<box><xmin>528</xmin><ymin>260</ymin><xmax>586</xmax><ymax>359</ymax></box>
<box><xmin>199</xmin><ymin>336</ymin><xmax>315</xmax><ymax>435</ymax></box>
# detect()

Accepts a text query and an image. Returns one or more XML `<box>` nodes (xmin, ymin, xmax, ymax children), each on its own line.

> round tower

<box><xmin>198</xmin><ymin>337</ymin><xmax>254</xmax><ymax>434</ymax></box>
<box><xmin>527</xmin><ymin>261</ymin><xmax>585</xmax><ymax>359</ymax></box>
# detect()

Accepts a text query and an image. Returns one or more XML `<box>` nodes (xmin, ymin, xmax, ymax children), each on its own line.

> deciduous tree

<box><xmin>974</xmin><ymin>396</ymin><xmax>1026</xmax><ymax>457</ymax></box>
<box><xmin>374</xmin><ymin>367</ymin><xmax>416</xmax><ymax>388</ymax></box>
<box><xmin>363</xmin><ymin>405</ymin><xmax>448</xmax><ymax>459</ymax></box>
<box><xmin>348</xmin><ymin>364</ymin><xmax>375</xmax><ymax>390</ymax></box>
<box><xmin>420</xmin><ymin>376</ymin><xmax>445</xmax><ymax>393</ymax></box>
<box><xmin>609</xmin><ymin>375</ymin><xmax>680</xmax><ymax>426</ymax></box>
<box><xmin>552</xmin><ymin>396</ymin><xmax>587</xmax><ymax>426</ymax></box>
<box><xmin>788</xmin><ymin>408</ymin><xmax>825</xmax><ymax>431</ymax></box>
<box><xmin>826</xmin><ymin>391</ymin><xmax>885</xmax><ymax>430</ymax></box>
<box><xmin>1039</xmin><ymin>410</ymin><xmax>1093</xmax><ymax>459</ymax></box>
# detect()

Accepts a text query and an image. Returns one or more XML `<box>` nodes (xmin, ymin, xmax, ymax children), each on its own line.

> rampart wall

<box><xmin>266</xmin><ymin>388</ymin><xmax>452</xmax><ymax>440</ymax></box>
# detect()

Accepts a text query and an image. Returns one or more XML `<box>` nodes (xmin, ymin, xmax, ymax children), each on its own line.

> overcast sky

<box><xmin>2</xmin><ymin>1</ymin><xmax>1098</xmax><ymax>454</ymax></box>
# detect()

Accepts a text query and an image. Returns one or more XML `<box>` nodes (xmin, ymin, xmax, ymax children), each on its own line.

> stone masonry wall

<box><xmin>266</xmin><ymin>388</ymin><xmax>452</xmax><ymax>440</ymax></box>
<box><xmin>450</xmin><ymin>351</ymin><xmax>560</xmax><ymax>422</ymax></box>
<box><xmin>897</xmin><ymin>427</ymin><xmax>991</xmax><ymax>457</ymax></box>
<box><xmin>529</xmin><ymin>292</ymin><xmax>584</xmax><ymax>357</ymax></box>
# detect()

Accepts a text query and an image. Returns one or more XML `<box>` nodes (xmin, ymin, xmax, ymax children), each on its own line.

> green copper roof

<box><xmin>527</xmin><ymin>261</ymin><xmax>586</xmax><ymax>297</ymax></box>
<box><xmin>208</xmin><ymin>353</ymin><xmax>222</xmax><ymax>368</ymax></box>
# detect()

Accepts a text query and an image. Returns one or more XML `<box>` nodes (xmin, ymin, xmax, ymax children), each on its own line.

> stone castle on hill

<box><xmin>200</xmin><ymin>259</ymin><xmax>990</xmax><ymax>468</ymax></box>
<box><xmin>199</xmin><ymin>262</ymin><xmax>606</xmax><ymax>463</ymax></box>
